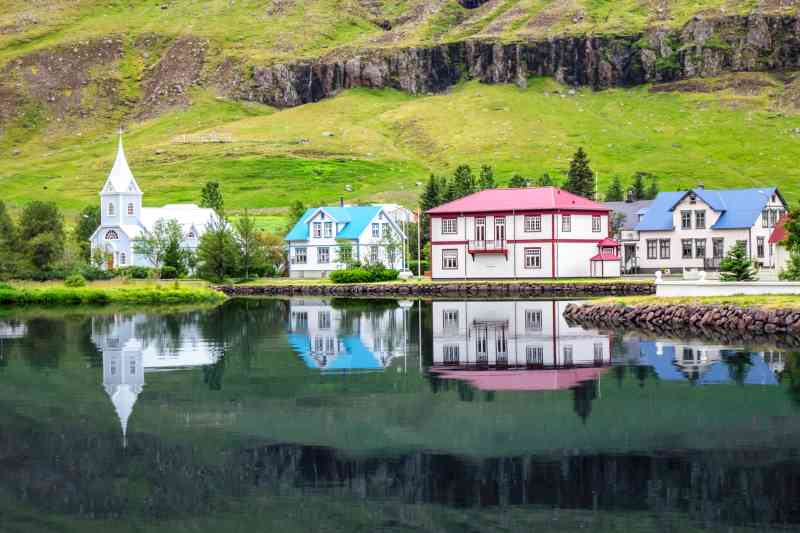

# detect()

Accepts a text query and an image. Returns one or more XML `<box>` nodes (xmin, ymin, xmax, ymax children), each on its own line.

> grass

<box><xmin>3</xmin><ymin>75</ymin><xmax>800</xmax><ymax>219</ymax></box>
<box><xmin>594</xmin><ymin>294</ymin><xmax>800</xmax><ymax>309</ymax></box>
<box><xmin>0</xmin><ymin>283</ymin><xmax>226</xmax><ymax>306</ymax></box>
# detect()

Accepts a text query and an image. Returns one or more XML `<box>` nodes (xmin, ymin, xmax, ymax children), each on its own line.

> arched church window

<box><xmin>108</xmin><ymin>202</ymin><xmax>115</xmax><ymax>216</ymax></box>
<box><xmin>105</xmin><ymin>230</ymin><xmax>119</xmax><ymax>240</ymax></box>
<box><xmin>127</xmin><ymin>203</ymin><xmax>134</xmax><ymax>216</ymax></box>
<box><xmin>187</xmin><ymin>230</ymin><xmax>195</xmax><ymax>239</ymax></box>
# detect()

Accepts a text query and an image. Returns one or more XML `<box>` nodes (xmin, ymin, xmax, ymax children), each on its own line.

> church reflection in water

<box><xmin>91</xmin><ymin>313</ymin><xmax>221</xmax><ymax>445</ymax></box>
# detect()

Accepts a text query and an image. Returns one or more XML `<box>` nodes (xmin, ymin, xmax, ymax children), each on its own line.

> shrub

<box><xmin>408</xmin><ymin>260</ymin><xmax>429</xmax><ymax>274</ymax></box>
<box><xmin>160</xmin><ymin>266</ymin><xmax>178</xmax><ymax>279</ymax></box>
<box><xmin>64</xmin><ymin>274</ymin><xmax>87</xmax><ymax>288</ymax></box>
<box><xmin>329</xmin><ymin>265</ymin><xmax>399</xmax><ymax>284</ymax></box>
<box><xmin>80</xmin><ymin>266</ymin><xmax>116</xmax><ymax>281</ymax></box>
<box><xmin>117</xmin><ymin>266</ymin><xmax>152</xmax><ymax>279</ymax></box>
<box><xmin>0</xmin><ymin>282</ymin><xmax>11</xmax><ymax>290</ymax></box>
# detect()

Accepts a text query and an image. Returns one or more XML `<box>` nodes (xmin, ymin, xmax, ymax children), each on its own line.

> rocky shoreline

<box><xmin>218</xmin><ymin>281</ymin><xmax>654</xmax><ymax>298</ymax></box>
<box><xmin>564</xmin><ymin>302</ymin><xmax>800</xmax><ymax>336</ymax></box>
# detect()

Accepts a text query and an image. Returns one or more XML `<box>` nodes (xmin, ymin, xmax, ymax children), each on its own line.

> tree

<box><xmin>780</xmin><ymin>208</ymin><xmax>800</xmax><ymax>280</ymax></box>
<box><xmin>719</xmin><ymin>241</ymin><xmax>757</xmax><ymax>281</ymax></box>
<box><xmin>379</xmin><ymin>227</ymin><xmax>402</xmax><ymax>268</ymax></box>
<box><xmin>200</xmin><ymin>181</ymin><xmax>224</xmax><ymax>214</ymax></box>
<box><xmin>74</xmin><ymin>206</ymin><xmax>101</xmax><ymax>262</ymax></box>
<box><xmin>605</xmin><ymin>175</ymin><xmax>624</xmax><ymax>202</ymax></box>
<box><xmin>535</xmin><ymin>173</ymin><xmax>555</xmax><ymax>187</ymax></box>
<box><xmin>610</xmin><ymin>212</ymin><xmax>627</xmax><ymax>238</ymax></box>
<box><xmin>287</xmin><ymin>200</ymin><xmax>306</xmax><ymax>232</ymax></box>
<box><xmin>19</xmin><ymin>201</ymin><xmax>65</xmax><ymax>270</ymax></box>
<box><xmin>779</xmin><ymin>248</ymin><xmax>800</xmax><ymax>281</ymax></box>
<box><xmin>646</xmin><ymin>175</ymin><xmax>659</xmax><ymax>200</ymax></box>
<box><xmin>257</xmin><ymin>232</ymin><xmax>287</xmax><ymax>275</ymax></box>
<box><xmin>507</xmin><ymin>173</ymin><xmax>529</xmax><ymax>188</ymax></box>
<box><xmin>631</xmin><ymin>172</ymin><xmax>648</xmax><ymax>201</ymax></box>
<box><xmin>452</xmin><ymin>164</ymin><xmax>476</xmax><ymax>199</ymax></box>
<box><xmin>564</xmin><ymin>147</ymin><xmax>594</xmax><ymax>199</ymax></box>
<box><xmin>478</xmin><ymin>164</ymin><xmax>495</xmax><ymax>190</ymax></box>
<box><xmin>0</xmin><ymin>200</ymin><xmax>18</xmax><ymax>276</ymax></box>
<box><xmin>724</xmin><ymin>352</ymin><xmax>753</xmax><ymax>386</ymax></box>
<box><xmin>234</xmin><ymin>209</ymin><xmax>266</xmax><ymax>279</ymax></box>
<box><xmin>197</xmin><ymin>217</ymin><xmax>240</xmax><ymax>281</ymax></box>
<box><xmin>133</xmin><ymin>218</ymin><xmax>184</xmax><ymax>273</ymax></box>
<box><xmin>441</xmin><ymin>175</ymin><xmax>458</xmax><ymax>204</ymax></box>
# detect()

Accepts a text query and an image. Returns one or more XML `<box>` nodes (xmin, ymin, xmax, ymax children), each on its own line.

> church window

<box><xmin>187</xmin><ymin>230</ymin><xmax>195</xmax><ymax>239</ymax></box>
<box><xmin>119</xmin><ymin>252</ymin><xmax>127</xmax><ymax>265</ymax></box>
<box><xmin>127</xmin><ymin>203</ymin><xmax>134</xmax><ymax>216</ymax></box>
<box><xmin>108</xmin><ymin>202</ymin><xmax>115</xmax><ymax>216</ymax></box>
<box><xmin>105</xmin><ymin>230</ymin><xmax>119</xmax><ymax>240</ymax></box>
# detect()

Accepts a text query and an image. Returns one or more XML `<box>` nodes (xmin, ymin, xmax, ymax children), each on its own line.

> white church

<box><xmin>89</xmin><ymin>135</ymin><xmax>218</xmax><ymax>269</ymax></box>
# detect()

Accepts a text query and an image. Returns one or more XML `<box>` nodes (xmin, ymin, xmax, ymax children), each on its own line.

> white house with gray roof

<box><xmin>633</xmin><ymin>186</ymin><xmax>786</xmax><ymax>272</ymax></box>
<box><xmin>89</xmin><ymin>136</ymin><xmax>218</xmax><ymax>269</ymax></box>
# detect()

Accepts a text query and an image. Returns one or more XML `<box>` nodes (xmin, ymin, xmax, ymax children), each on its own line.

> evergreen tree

<box><xmin>719</xmin><ymin>241</ymin><xmax>757</xmax><ymax>281</ymax></box>
<box><xmin>605</xmin><ymin>175</ymin><xmax>624</xmax><ymax>201</ymax></box>
<box><xmin>0</xmin><ymin>200</ymin><xmax>18</xmax><ymax>276</ymax></box>
<box><xmin>646</xmin><ymin>175</ymin><xmax>659</xmax><ymax>199</ymax></box>
<box><xmin>419</xmin><ymin>174</ymin><xmax>442</xmax><ymax>256</ymax></box>
<box><xmin>507</xmin><ymin>173</ymin><xmax>529</xmax><ymax>188</ymax></box>
<box><xmin>74</xmin><ymin>206</ymin><xmax>101</xmax><ymax>263</ymax></box>
<box><xmin>478</xmin><ymin>164</ymin><xmax>495</xmax><ymax>190</ymax></box>
<box><xmin>780</xmin><ymin>208</ymin><xmax>800</xmax><ymax>280</ymax></box>
<box><xmin>779</xmin><ymin>247</ymin><xmax>800</xmax><ymax>281</ymax></box>
<box><xmin>452</xmin><ymin>164</ymin><xmax>476</xmax><ymax>198</ymax></box>
<box><xmin>234</xmin><ymin>209</ymin><xmax>267</xmax><ymax>279</ymax></box>
<box><xmin>197</xmin><ymin>217</ymin><xmax>240</xmax><ymax>282</ymax></box>
<box><xmin>200</xmin><ymin>181</ymin><xmax>224</xmax><ymax>214</ymax></box>
<box><xmin>631</xmin><ymin>172</ymin><xmax>648</xmax><ymax>201</ymax></box>
<box><xmin>19</xmin><ymin>201</ymin><xmax>65</xmax><ymax>271</ymax></box>
<box><xmin>564</xmin><ymin>147</ymin><xmax>594</xmax><ymax>199</ymax></box>
<box><xmin>286</xmin><ymin>200</ymin><xmax>306</xmax><ymax>232</ymax></box>
<box><xmin>536</xmin><ymin>173</ymin><xmax>554</xmax><ymax>187</ymax></box>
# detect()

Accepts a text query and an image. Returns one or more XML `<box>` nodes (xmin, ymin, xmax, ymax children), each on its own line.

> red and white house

<box><xmin>427</xmin><ymin>187</ymin><xmax>620</xmax><ymax>279</ymax></box>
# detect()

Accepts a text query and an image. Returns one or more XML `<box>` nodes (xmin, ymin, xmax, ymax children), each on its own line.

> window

<box><xmin>370</xmin><ymin>245</ymin><xmax>379</xmax><ymax>263</ymax></box>
<box><xmin>313</xmin><ymin>222</ymin><xmax>322</xmax><ymax>238</ymax></box>
<box><xmin>561</xmin><ymin>215</ymin><xmax>571</xmax><ymax>232</ymax></box>
<box><xmin>294</xmin><ymin>247</ymin><xmax>307</xmax><ymax>264</ymax></box>
<box><xmin>757</xmin><ymin>236</ymin><xmax>765</xmax><ymax>259</ymax></box>
<box><xmin>442</xmin><ymin>310</ymin><xmax>459</xmax><ymax>331</ymax></box>
<box><xmin>105</xmin><ymin>230</ymin><xmax>119</xmax><ymax>240</ymax></box>
<box><xmin>647</xmin><ymin>240</ymin><xmax>657</xmax><ymax>260</ymax></box>
<box><xmin>524</xmin><ymin>248</ymin><xmax>542</xmax><ymax>269</ymax></box>
<box><xmin>372</xmin><ymin>223</ymin><xmax>380</xmax><ymax>238</ymax></box>
<box><xmin>494</xmin><ymin>217</ymin><xmax>506</xmax><ymax>242</ymax></box>
<box><xmin>695</xmin><ymin>210</ymin><xmax>706</xmax><ymax>229</ymax></box>
<box><xmin>292</xmin><ymin>311</ymin><xmax>308</xmax><ymax>330</ymax></box>
<box><xmin>323</xmin><ymin>221</ymin><xmax>333</xmax><ymax>238</ymax></box>
<box><xmin>119</xmin><ymin>252</ymin><xmax>127</xmax><ymax>265</ymax></box>
<box><xmin>318</xmin><ymin>311</ymin><xmax>331</xmax><ymax>329</ymax></box>
<box><xmin>443</xmin><ymin>345</ymin><xmax>460</xmax><ymax>365</ymax></box>
<box><xmin>382</xmin><ymin>223</ymin><xmax>390</xmax><ymax>238</ymax></box>
<box><xmin>682</xmin><ymin>239</ymin><xmax>693</xmax><ymax>259</ymax></box>
<box><xmin>338</xmin><ymin>245</ymin><xmax>352</xmax><ymax>263</ymax></box>
<box><xmin>563</xmin><ymin>345</ymin><xmax>574</xmax><ymax>367</ymax></box>
<box><xmin>476</xmin><ymin>328</ymin><xmax>488</xmax><ymax>361</ymax></box>
<box><xmin>108</xmin><ymin>202</ymin><xmax>115</xmax><ymax>216</ymax></box>
<box><xmin>130</xmin><ymin>359</ymin><xmax>136</xmax><ymax>376</ymax></box>
<box><xmin>712</xmin><ymin>238</ymin><xmax>724</xmax><ymax>258</ymax></box>
<box><xmin>314</xmin><ymin>337</ymin><xmax>324</xmax><ymax>353</ymax></box>
<box><xmin>317</xmin><ymin>247</ymin><xmax>330</xmax><ymax>263</ymax></box>
<box><xmin>681</xmin><ymin>211</ymin><xmax>692</xmax><ymax>230</ymax></box>
<box><xmin>592</xmin><ymin>215</ymin><xmax>601</xmax><ymax>233</ymax></box>
<box><xmin>526</xmin><ymin>345</ymin><xmax>544</xmax><ymax>367</ymax></box>
<box><xmin>442</xmin><ymin>249</ymin><xmax>458</xmax><ymax>270</ymax></box>
<box><xmin>441</xmin><ymin>218</ymin><xmax>457</xmax><ymax>234</ymax></box>
<box><xmin>127</xmin><ymin>203</ymin><xmax>135</xmax><ymax>216</ymax></box>
<box><xmin>593</xmin><ymin>343</ymin><xmax>604</xmax><ymax>365</ymax></box>
<box><xmin>695</xmin><ymin>239</ymin><xmax>706</xmax><ymax>258</ymax></box>
<box><xmin>475</xmin><ymin>217</ymin><xmax>486</xmax><ymax>241</ymax></box>
<box><xmin>496</xmin><ymin>329</ymin><xmax>508</xmax><ymax>357</ymax></box>
<box><xmin>187</xmin><ymin>230</ymin><xmax>195</xmax><ymax>239</ymax></box>
<box><xmin>659</xmin><ymin>239</ymin><xmax>670</xmax><ymax>259</ymax></box>
<box><xmin>524</xmin><ymin>215</ymin><xmax>541</xmax><ymax>233</ymax></box>
<box><xmin>763</xmin><ymin>209</ymin><xmax>769</xmax><ymax>228</ymax></box>
<box><xmin>525</xmin><ymin>309</ymin><xmax>542</xmax><ymax>331</ymax></box>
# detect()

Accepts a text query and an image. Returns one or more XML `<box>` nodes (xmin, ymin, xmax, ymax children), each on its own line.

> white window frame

<box><xmin>312</xmin><ymin>222</ymin><xmax>322</xmax><ymax>239</ymax></box>
<box><xmin>105</xmin><ymin>230</ymin><xmax>119</xmax><ymax>240</ymax></box>
<box><xmin>442</xmin><ymin>310</ymin><xmax>459</xmax><ymax>331</ymax></box>
<box><xmin>592</xmin><ymin>215</ymin><xmax>601</xmax><ymax>233</ymax></box>
<box><xmin>442</xmin><ymin>249</ymin><xmax>458</xmax><ymax>270</ymax></box>
<box><xmin>294</xmin><ymin>247</ymin><xmax>307</xmax><ymax>264</ymax></box>
<box><xmin>318</xmin><ymin>247</ymin><xmax>330</xmax><ymax>264</ymax></box>
<box><xmin>108</xmin><ymin>202</ymin><xmax>115</xmax><ymax>216</ymax></box>
<box><xmin>524</xmin><ymin>247</ymin><xmax>542</xmax><ymax>269</ymax></box>
<box><xmin>119</xmin><ymin>252</ymin><xmax>127</xmax><ymax>265</ymax></box>
<box><xmin>323</xmin><ymin>221</ymin><xmax>333</xmax><ymax>238</ymax></box>
<box><xmin>695</xmin><ymin>210</ymin><xmax>706</xmax><ymax>229</ymax></box>
<box><xmin>525</xmin><ymin>309</ymin><xmax>542</xmax><ymax>331</ymax></box>
<box><xmin>441</xmin><ymin>218</ymin><xmax>457</xmax><ymax>235</ymax></box>
<box><xmin>443</xmin><ymin>345</ymin><xmax>460</xmax><ymax>364</ymax></box>
<box><xmin>561</xmin><ymin>215</ymin><xmax>571</xmax><ymax>232</ymax></box>
<box><xmin>369</xmin><ymin>245</ymin><xmax>379</xmax><ymax>263</ymax></box>
<box><xmin>127</xmin><ymin>203</ymin><xmax>135</xmax><ymax>216</ymax></box>
<box><xmin>526</xmin><ymin>345</ymin><xmax>544</xmax><ymax>366</ymax></box>
<box><xmin>524</xmin><ymin>215</ymin><xmax>541</xmax><ymax>233</ymax></box>
<box><xmin>372</xmin><ymin>223</ymin><xmax>380</xmax><ymax>238</ymax></box>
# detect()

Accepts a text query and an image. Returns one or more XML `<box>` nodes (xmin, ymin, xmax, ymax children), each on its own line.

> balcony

<box><xmin>468</xmin><ymin>240</ymin><xmax>508</xmax><ymax>257</ymax></box>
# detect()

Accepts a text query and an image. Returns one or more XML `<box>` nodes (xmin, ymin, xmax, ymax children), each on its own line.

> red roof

<box><xmin>427</xmin><ymin>187</ymin><xmax>609</xmax><ymax>215</ymax></box>
<box><xmin>769</xmin><ymin>214</ymin><xmax>789</xmax><ymax>244</ymax></box>
<box><xmin>597</xmin><ymin>237</ymin><xmax>620</xmax><ymax>247</ymax></box>
<box><xmin>429</xmin><ymin>367</ymin><xmax>609</xmax><ymax>391</ymax></box>
<box><xmin>590</xmin><ymin>253</ymin><xmax>621</xmax><ymax>261</ymax></box>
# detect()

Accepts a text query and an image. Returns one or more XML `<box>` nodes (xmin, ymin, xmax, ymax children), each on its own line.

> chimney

<box><xmin>340</xmin><ymin>196</ymin><xmax>344</xmax><ymax>208</ymax></box>
<box><xmin>697</xmin><ymin>183</ymin><xmax>704</xmax><ymax>190</ymax></box>
<box><xmin>626</xmin><ymin>189</ymin><xmax>633</xmax><ymax>203</ymax></box>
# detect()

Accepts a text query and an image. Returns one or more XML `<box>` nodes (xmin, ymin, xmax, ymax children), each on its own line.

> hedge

<box><xmin>329</xmin><ymin>266</ymin><xmax>399</xmax><ymax>284</ymax></box>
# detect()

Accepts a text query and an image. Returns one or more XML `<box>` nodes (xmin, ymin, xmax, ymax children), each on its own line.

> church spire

<box><xmin>102</xmin><ymin>130</ymin><xmax>141</xmax><ymax>195</ymax></box>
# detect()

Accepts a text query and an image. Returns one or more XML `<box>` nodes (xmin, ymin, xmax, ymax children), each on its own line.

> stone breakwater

<box><xmin>218</xmin><ymin>282</ymin><xmax>654</xmax><ymax>298</ymax></box>
<box><xmin>564</xmin><ymin>302</ymin><xmax>800</xmax><ymax>336</ymax></box>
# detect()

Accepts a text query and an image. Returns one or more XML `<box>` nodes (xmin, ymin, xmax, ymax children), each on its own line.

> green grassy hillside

<box><xmin>1</xmin><ymin>74</ymin><xmax>799</xmax><ymax>218</ymax></box>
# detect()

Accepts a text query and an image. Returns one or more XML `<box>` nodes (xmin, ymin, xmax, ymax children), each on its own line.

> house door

<box><xmin>475</xmin><ymin>217</ymin><xmax>486</xmax><ymax>242</ymax></box>
<box><xmin>107</xmin><ymin>254</ymin><xmax>114</xmax><ymax>270</ymax></box>
<box><xmin>494</xmin><ymin>217</ymin><xmax>505</xmax><ymax>243</ymax></box>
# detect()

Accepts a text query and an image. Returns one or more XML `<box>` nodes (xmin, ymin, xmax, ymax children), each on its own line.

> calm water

<box><xmin>1</xmin><ymin>298</ymin><xmax>799</xmax><ymax>533</ymax></box>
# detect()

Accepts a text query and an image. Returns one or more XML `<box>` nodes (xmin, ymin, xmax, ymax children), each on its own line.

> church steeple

<box><xmin>102</xmin><ymin>131</ymin><xmax>142</xmax><ymax>195</ymax></box>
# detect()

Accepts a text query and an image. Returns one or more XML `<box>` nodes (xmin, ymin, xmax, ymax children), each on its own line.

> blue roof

<box><xmin>638</xmin><ymin>342</ymin><xmax>686</xmax><ymax>381</ymax></box>
<box><xmin>635</xmin><ymin>187</ymin><xmax>778</xmax><ymax>231</ymax></box>
<box><xmin>287</xmin><ymin>333</ymin><xmax>382</xmax><ymax>373</ymax></box>
<box><xmin>284</xmin><ymin>206</ymin><xmax>382</xmax><ymax>241</ymax></box>
<box><xmin>697</xmin><ymin>356</ymin><xmax>778</xmax><ymax>386</ymax></box>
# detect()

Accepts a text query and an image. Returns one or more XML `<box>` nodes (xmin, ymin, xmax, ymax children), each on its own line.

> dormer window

<box><xmin>323</xmin><ymin>221</ymin><xmax>333</xmax><ymax>238</ymax></box>
<box><xmin>105</xmin><ymin>230</ymin><xmax>119</xmax><ymax>240</ymax></box>
<box><xmin>127</xmin><ymin>203</ymin><xmax>134</xmax><ymax>216</ymax></box>
<box><xmin>312</xmin><ymin>222</ymin><xmax>322</xmax><ymax>238</ymax></box>
<box><xmin>108</xmin><ymin>202</ymin><xmax>115</xmax><ymax>216</ymax></box>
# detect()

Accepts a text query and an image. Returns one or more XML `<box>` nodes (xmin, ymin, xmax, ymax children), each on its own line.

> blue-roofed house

<box><xmin>285</xmin><ymin>203</ymin><xmax>407</xmax><ymax>278</ymax></box>
<box><xmin>633</xmin><ymin>185</ymin><xmax>786</xmax><ymax>272</ymax></box>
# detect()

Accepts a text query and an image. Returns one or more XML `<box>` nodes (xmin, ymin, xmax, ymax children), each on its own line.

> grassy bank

<box><xmin>595</xmin><ymin>294</ymin><xmax>800</xmax><ymax>310</ymax></box>
<box><xmin>0</xmin><ymin>284</ymin><xmax>226</xmax><ymax>306</ymax></box>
